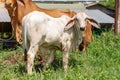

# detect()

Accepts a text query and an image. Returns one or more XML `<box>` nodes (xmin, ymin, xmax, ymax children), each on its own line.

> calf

<box><xmin>22</xmin><ymin>11</ymin><xmax>89</xmax><ymax>74</ymax></box>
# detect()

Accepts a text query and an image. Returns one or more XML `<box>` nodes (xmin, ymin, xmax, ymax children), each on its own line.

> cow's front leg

<box><xmin>27</xmin><ymin>44</ymin><xmax>38</xmax><ymax>74</ymax></box>
<box><xmin>16</xmin><ymin>24</ymin><xmax>22</xmax><ymax>44</ymax></box>
<box><xmin>62</xmin><ymin>40</ymin><xmax>71</xmax><ymax>71</ymax></box>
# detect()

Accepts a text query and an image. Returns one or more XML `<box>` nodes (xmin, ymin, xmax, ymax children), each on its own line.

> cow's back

<box><xmin>17</xmin><ymin>1</ymin><xmax>76</xmax><ymax>24</ymax></box>
<box><xmin>26</xmin><ymin>1</ymin><xmax>76</xmax><ymax>18</ymax></box>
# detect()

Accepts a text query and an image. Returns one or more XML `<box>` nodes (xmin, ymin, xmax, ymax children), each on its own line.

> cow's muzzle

<box><xmin>80</xmin><ymin>27</ymin><xmax>85</xmax><ymax>31</ymax></box>
<box><xmin>5</xmin><ymin>2</ymin><xmax>12</xmax><ymax>6</ymax></box>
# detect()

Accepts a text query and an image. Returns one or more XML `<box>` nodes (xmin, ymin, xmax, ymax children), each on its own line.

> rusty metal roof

<box><xmin>0</xmin><ymin>6</ymin><xmax>11</xmax><ymax>22</ymax></box>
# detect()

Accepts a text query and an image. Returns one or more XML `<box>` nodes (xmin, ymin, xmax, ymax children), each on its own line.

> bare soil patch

<box><xmin>1</xmin><ymin>53</ymin><xmax>24</xmax><ymax>65</ymax></box>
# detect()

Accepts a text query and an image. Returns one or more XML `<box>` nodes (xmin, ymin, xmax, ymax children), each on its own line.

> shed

<box><xmin>0</xmin><ymin>6</ymin><xmax>16</xmax><ymax>49</ymax></box>
<box><xmin>0</xmin><ymin>6</ymin><xmax>11</xmax><ymax>32</ymax></box>
<box><xmin>85</xmin><ymin>3</ymin><xmax>115</xmax><ymax>18</ymax></box>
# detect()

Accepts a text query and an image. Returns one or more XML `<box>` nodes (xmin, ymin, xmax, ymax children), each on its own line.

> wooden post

<box><xmin>114</xmin><ymin>0</ymin><xmax>119</xmax><ymax>35</ymax></box>
<box><xmin>118</xmin><ymin>0</ymin><xmax>120</xmax><ymax>34</ymax></box>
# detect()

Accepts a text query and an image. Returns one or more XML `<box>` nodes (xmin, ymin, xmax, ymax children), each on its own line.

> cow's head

<box><xmin>75</xmin><ymin>11</ymin><xmax>100</xmax><ymax>30</ymax></box>
<box><xmin>3</xmin><ymin>0</ymin><xmax>17</xmax><ymax>18</ymax></box>
<box><xmin>4</xmin><ymin>0</ymin><xmax>25</xmax><ymax>17</ymax></box>
<box><xmin>64</xmin><ymin>11</ymin><xmax>100</xmax><ymax>51</ymax></box>
<box><xmin>65</xmin><ymin>11</ymin><xmax>100</xmax><ymax>31</ymax></box>
<box><xmin>4</xmin><ymin>0</ymin><xmax>25</xmax><ymax>7</ymax></box>
<box><xmin>4</xmin><ymin>0</ymin><xmax>16</xmax><ymax>7</ymax></box>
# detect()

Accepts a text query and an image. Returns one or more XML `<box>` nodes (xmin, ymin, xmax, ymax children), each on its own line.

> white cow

<box><xmin>22</xmin><ymin>11</ymin><xmax>99</xmax><ymax>74</ymax></box>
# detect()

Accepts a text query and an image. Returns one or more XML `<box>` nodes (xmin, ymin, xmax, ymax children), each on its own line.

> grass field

<box><xmin>0</xmin><ymin>31</ymin><xmax>120</xmax><ymax>80</ymax></box>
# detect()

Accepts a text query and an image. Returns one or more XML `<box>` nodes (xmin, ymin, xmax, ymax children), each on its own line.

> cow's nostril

<box><xmin>80</xmin><ymin>27</ymin><xmax>85</xmax><ymax>31</ymax></box>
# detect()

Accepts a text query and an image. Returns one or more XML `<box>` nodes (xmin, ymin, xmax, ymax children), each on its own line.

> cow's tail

<box><xmin>22</xmin><ymin>17</ymin><xmax>27</xmax><ymax>61</ymax></box>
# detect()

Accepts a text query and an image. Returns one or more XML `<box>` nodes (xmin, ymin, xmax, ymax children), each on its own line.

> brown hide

<box><xmin>4</xmin><ymin>0</ymin><xmax>92</xmax><ymax>52</ymax></box>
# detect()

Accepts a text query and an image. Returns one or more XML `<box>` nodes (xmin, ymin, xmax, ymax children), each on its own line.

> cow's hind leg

<box><xmin>27</xmin><ymin>44</ymin><xmax>38</xmax><ymax>74</ymax></box>
<box><xmin>43</xmin><ymin>49</ymin><xmax>55</xmax><ymax>70</ymax></box>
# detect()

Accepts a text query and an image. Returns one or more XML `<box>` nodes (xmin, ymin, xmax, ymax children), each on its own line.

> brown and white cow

<box><xmin>3</xmin><ymin>0</ymin><xmax>100</xmax><ymax>53</ymax></box>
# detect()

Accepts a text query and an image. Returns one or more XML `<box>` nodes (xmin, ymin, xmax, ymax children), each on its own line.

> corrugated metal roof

<box><xmin>35</xmin><ymin>3</ymin><xmax>85</xmax><ymax>9</ymax></box>
<box><xmin>0</xmin><ymin>7</ymin><xmax>11</xmax><ymax>22</ymax></box>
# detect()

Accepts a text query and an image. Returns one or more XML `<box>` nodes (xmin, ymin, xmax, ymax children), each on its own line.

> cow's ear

<box><xmin>64</xmin><ymin>20</ymin><xmax>75</xmax><ymax>31</ymax></box>
<box><xmin>17</xmin><ymin>0</ymin><xmax>25</xmax><ymax>7</ymax></box>
<box><xmin>86</xmin><ymin>18</ymin><xmax>100</xmax><ymax>29</ymax></box>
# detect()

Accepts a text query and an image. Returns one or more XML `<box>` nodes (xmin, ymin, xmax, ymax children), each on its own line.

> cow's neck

<box><xmin>23</xmin><ymin>0</ymin><xmax>34</xmax><ymax>6</ymax></box>
<box><xmin>16</xmin><ymin>1</ymin><xmax>25</xmax><ymax>24</ymax></box>
<box><xmin>72</xmin><ymin>20</ymin><xmax>82</xmax><ymax>50</ymax></box>
<box><xmin>16</xmin><ymin>0</ymin><xmax>36</xmax><ymax>24</ymax></box>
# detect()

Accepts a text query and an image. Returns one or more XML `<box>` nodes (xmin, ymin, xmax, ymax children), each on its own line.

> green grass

<box><xmin>99</xmin><ymin>0</ymin><xmax>115</xmax><ymax>9</ymax></box>
<box><xmin>0</xmin><ymin>31</ymin><xmax>120</xmax><ymax>80</ymax></box>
